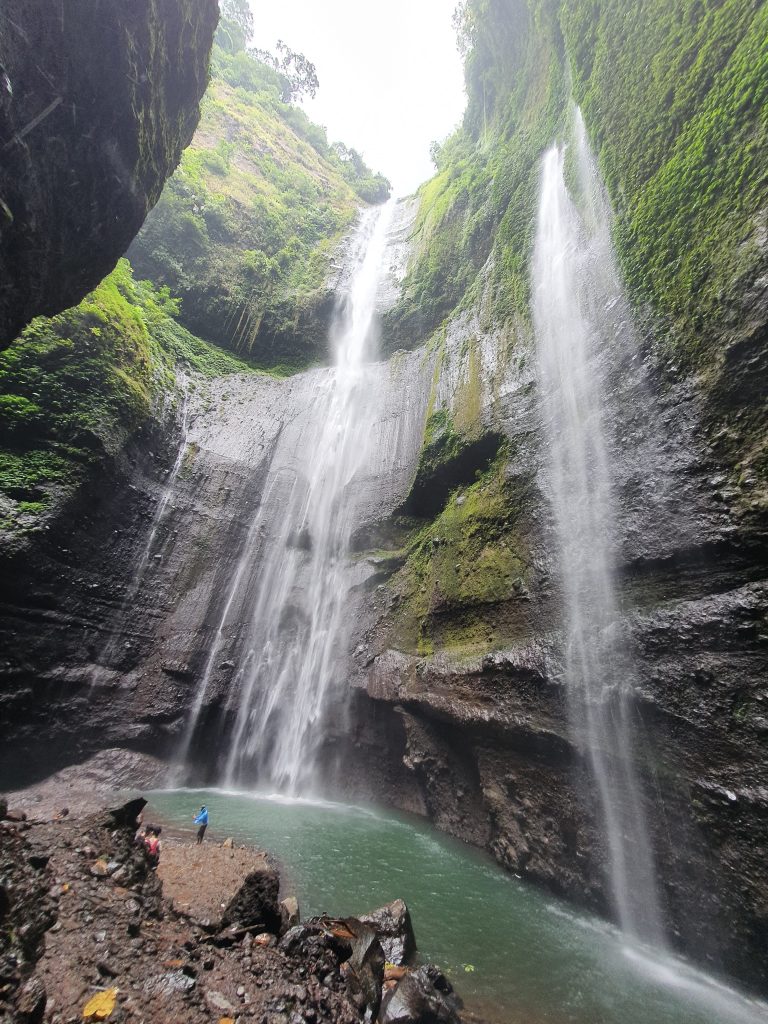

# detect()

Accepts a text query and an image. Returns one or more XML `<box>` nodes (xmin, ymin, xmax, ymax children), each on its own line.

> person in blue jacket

<box><xmin>194</xmin><ymin>805</ymin><xmax>209</xmax><ymax>844</ymax></box>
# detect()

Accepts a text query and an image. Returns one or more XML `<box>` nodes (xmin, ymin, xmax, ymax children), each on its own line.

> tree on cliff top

<box><xmin>217</xmin><ymin>0</ymin><xmax>254</xmax><ymax>53</ymax></box>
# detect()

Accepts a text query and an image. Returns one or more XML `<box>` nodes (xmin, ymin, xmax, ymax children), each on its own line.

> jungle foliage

<box><xmin>384</xmin><ymin>0</ymin><xmax>768</xmax><ymax>648</ymax></box>
<box><xmin>389</xmin><ymin>0</ymin><xmax>767</xmax><ymax>366</ymax></box>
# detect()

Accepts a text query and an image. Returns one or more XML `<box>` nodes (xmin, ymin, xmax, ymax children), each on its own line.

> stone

<box><xmin>380</xmin><ymin>964</ymin><xmax>461</xmax><ymax>1024</ymax></box>
<box><xmin>221</xmin><ymin>868</ymin><xmax>281</xmax><ymax>935</ymax></box>
<box><xmin>359</xmin><ymin>899</ymin><xmax>416</xmax><ymax>966</ymax></box>
<box><xmin>16</xmin><ymin>975</ymin><xmax>46</xmax><ymax>1023</ymax></box>
<box><xmin>340</xmin><ymin>919</ymin><xmax>385</xmax><ymax>1020</ymax></box>
<box><xmin>0</xmin><ymin>0</ymin><xmax>218</xmax><ymax>344</ymax></box>
<box><xmin>280</xmin><ymin>896</ymin><xmax>300</xmax><ymax>932</ymax></box>
<box><xmin>205</xmin><ymin>990</ymin><xmax>236</xmax><ymax>1014</ymax></box>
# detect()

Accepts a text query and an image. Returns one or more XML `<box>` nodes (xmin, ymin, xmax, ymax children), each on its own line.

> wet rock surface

<box><xmin>339</xmin><ymin>308</ymin><xmax>768</xmax><ymax>996</ymax></box>
<box><xmin>0</xmin><ymin>0</ymin><xmax>217</xmax><ymax>346</ymax></box>
<box><xmin>380</xmin><ymin>965</ymin><xmax>462</xmax><ymax>1024</ymax></box>
<box><xmin>359</xmin><ymin>899</ymin><xmax>416</xmax><ymax>967</ymax></box>
<box><xmin>0</xmin><ymin>176</ymin><xmax>765</xmax><ymax>1013</ymax></box>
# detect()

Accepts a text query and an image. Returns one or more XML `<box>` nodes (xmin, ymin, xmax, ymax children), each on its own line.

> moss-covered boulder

<box><xmin>0</xmin><ymin>0</ymin><xmax>218</xmax><ymax>346</ymax></box>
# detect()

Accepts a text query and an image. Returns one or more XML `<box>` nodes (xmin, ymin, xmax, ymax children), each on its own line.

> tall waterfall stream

<box><xmin>179</xmin><ymin>203</ymin><xmax>396</xmax><ymax>792</ymax></box>
<box><xmin>532</xmin><ymin>112</ymin><xmax>665</xmax><ymax>945</ymax></box>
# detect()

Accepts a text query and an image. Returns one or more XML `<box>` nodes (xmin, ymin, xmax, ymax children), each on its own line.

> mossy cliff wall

<box><xmin>0</xmin><ymin>0</ymin><xmax>218</xmax><ymax>345</ymax></box>
<box><xmin>352</xmin><ymin>0</ymin><xmax>768</xmax><ymax>994</ymax></box>
<box><xmin>129</xmin><ymin>38</ymin><xmax>391</xmax><ymax>366</ymax></box>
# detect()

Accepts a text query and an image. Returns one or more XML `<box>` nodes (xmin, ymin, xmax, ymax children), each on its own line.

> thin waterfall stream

<box><xmin>92</xmin><ymin>377</ymin><xmax>191</xmax><ymax>675</ymax></box>
<box><xmin>532</xmin><ymin>111</ymin><xmax>665</xmax><ymax>946</ymax></box>
<box><xmin>178</xmin><ymin>202</ymin><xmax>396</xmax><ymax>793</ymax></box>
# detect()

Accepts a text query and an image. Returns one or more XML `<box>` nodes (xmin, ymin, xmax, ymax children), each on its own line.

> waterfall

<box><xmin>532</xmin><ymin>112</ymin><xmax>665</xmax><ymax>946</ymax></box>
<box><xmin>180</xmin><ymin>202</ymin><xmax>396</xmax><ymax>793</ymax></box>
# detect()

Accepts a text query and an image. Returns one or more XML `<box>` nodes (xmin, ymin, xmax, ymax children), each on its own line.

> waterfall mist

<box><xmin>532</xmin><ymin>111</ymin><xmax>665</xmax><ymax>946</ymax></box>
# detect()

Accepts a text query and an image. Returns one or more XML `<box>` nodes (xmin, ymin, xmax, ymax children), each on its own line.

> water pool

<box><xmin>148</xmin><ymin>790</ymin><xmax>767</xmax><ymax>1024</ymax></box>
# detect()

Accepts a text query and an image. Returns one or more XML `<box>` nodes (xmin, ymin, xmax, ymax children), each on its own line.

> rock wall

<box><xmin>0</xmin><ymin>291</ymin><xmax>431</xmax><ymax>793</ymax></box>
<box><xmin>346</xmin><ymin>308</ymin><xmax>768</xmax><ymax>991</ymax></box>
<box><xmin>0</xmin><ymin>0</ymin><xmax>218</xmax><ymax>345</ymax></box>
<box><xmin>339</xmin><ymin>0</ymin><xmax>768</xmax><ymax>995</ymax></box>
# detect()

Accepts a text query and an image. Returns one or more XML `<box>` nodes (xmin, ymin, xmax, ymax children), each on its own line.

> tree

<box><xmin>248</xmin><ymin>40</ymin><xmax>319</xmax><ymax>103</ymax></box>
<box><xmin>216</xmin><ymin>0</ymin><xmax>254</xmax><ymax>54</ymax></box>
<box><xmin>274</xmin><ymin>40</ymin><xmax>319</xmax><ymax>101</ymax></box>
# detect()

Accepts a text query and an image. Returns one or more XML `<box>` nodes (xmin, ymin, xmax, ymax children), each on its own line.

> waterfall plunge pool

<box><xmin>148</xmin><ymin>790</ymin><xmax>766</xmax><ymax>1024</ymax></box>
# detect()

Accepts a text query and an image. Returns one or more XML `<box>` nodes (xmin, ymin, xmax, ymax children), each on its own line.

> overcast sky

<box><xmin>249</xmin><ymin>0</ymin><xmax>467</xmax><ymax>196</ymax></box>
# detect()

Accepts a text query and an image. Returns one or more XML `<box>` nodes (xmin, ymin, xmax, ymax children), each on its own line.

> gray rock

<box><xmin>359</xmin><ymin>899</ymin><xmax>416</xmax><ymax>966</ymax></box>
<box><xmin>280</xmin><ymin>896</ymin><xmax>300</xmax><ymax>932</ymax></box>
<box><xmin>221</xmin><ymin>868</ymin><xmax>281</xmax><ymax>934</ymax></box>
<box><xmin>380</xmin><ymin>964</ymin><xmax>461</xmax><ymax>1024</ymax></box>
<box><xmin>205</xmin><ymin>989</ymin><xmax>235</xmax><ymax>1014</ymax></box>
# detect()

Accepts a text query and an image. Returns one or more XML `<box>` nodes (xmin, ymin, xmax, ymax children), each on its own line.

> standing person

<box><xmin>194</xmin><ymin>805</ymin><xmax>209</xmax><ymax>844</ymax></box>
<box><xmin>144</xmin><ymin>826</ymin><xmax>161</xmax><ymax>867</ymax></box>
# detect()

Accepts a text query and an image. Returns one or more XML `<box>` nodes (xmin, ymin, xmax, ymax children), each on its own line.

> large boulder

<box><xmin>220</xmin><ymin>868</ymin><xmax>282</xmax><ymax>935</ymax></box>
<box><xmin>279</xmin><ymin>916</ymin><xmax>385</xmax><ymax>1020</ymax></box>
<box><xmin>0</xmin><ymin>0</ymin><xmax>218</xmax><ymax>345</ymax></box>
<box><xmin>359</xmin><ymin>898</ymin><xmax>417</xmax><ymax>966</ymax></box>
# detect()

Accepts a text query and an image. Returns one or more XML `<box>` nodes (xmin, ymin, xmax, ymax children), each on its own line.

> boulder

<box><xmin>16</xmin><ymin>974</ymin><xmax>46</xmax><ymax>1023</ymax></box>
<box><xmin>103</xmin><ymin>797</ymin><xmax>146</xmax><ymax>830</ymax></box>
<box><xmin>220</xmin><ymin>868</ymin><xmax>281</xmax><ymax>935</ymax></box>
<box><xmin>280</xmin><ymin>895</ymin><xmax>300</xmax><ymax>932</ymax></box>
<box><xmin>341</xmin><ymin>918</ymin><xmax>385</xmax><ymax>1020</ymax></box>
<box><xmin>380</xmin><ymin>965</ymin><xmax>462</xmax><ymax>1024</ymax></box>
<box><xmin>359</xmin><ymin>898</ymin><xmax>416</xmax><ymax>966</ymax></box>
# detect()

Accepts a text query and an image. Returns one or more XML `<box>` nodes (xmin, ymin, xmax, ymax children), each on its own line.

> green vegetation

<box><xmin>562</xmin><ymin>0</ymin><xmax>768</xmax><ymax>371</ymax></box>
<box><xmin>0</xmin><ymin>261</ymin><xmax>262</xmax><ymax>534</ymax></box>
<box><xmin>389</xmin><ymin>0</ymin><xmax>767</xmax><ymax>371</ymax></box>
<box><xmin>383</xmin><ymin>0</ymin><xmax>767</xmax><ymax>586</ymax></box>
<box><xmin>0</xmin><ymin>3</ymin><xmax>395</xmax><ymax>539</ymax></box>
<box><xmin>562</xmin><ymin>0</ymin><xmax>768</xmax><ymax>523</ymax></box>
<box><xmin>388</xmin><ymin>450</ymin><xmax>533</xmax><ymax>656</ymax></box>
<box><xmin>130</xmin><ymin>21</ymin><xmax>390</xmax><ymax>365</ymax></box>
<box><xmin>383</xmin><ymin>0</ymin><xmax>568</xmax><ymax>351</ymax></box>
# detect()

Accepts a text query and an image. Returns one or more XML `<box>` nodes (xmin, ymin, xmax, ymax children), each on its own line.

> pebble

<box><xmin>237</xmin><ymin>985</ymin><xmax>246</xmax><ymax>998</ymax></box>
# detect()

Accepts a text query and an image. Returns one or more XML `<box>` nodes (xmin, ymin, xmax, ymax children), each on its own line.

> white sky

<box><xmin>249</xmin><ymin>0</ymin><xmax>467</xmax><ymax>196</ymax></box>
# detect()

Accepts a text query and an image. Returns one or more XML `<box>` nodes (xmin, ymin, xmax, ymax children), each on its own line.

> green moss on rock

<box><xmin>389</xmin><ymin>452</ymin><xmax>533</xmax><ymax>656</ymax></box>
<box><xmin>0</xmin><ymin>260</ymin><xmax>265</xmax><ymax>536</ymax></box>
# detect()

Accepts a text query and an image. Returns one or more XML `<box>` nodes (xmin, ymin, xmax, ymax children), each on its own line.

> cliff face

<box><xmin>0</xmin><ymin>334</ymin><xmax>429</xmax><ymax>790</ymax></box>
<box><xmin>0</xmin><ymin>0</ymin><xmax>218</xmax><ymax>345</ymax></box>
